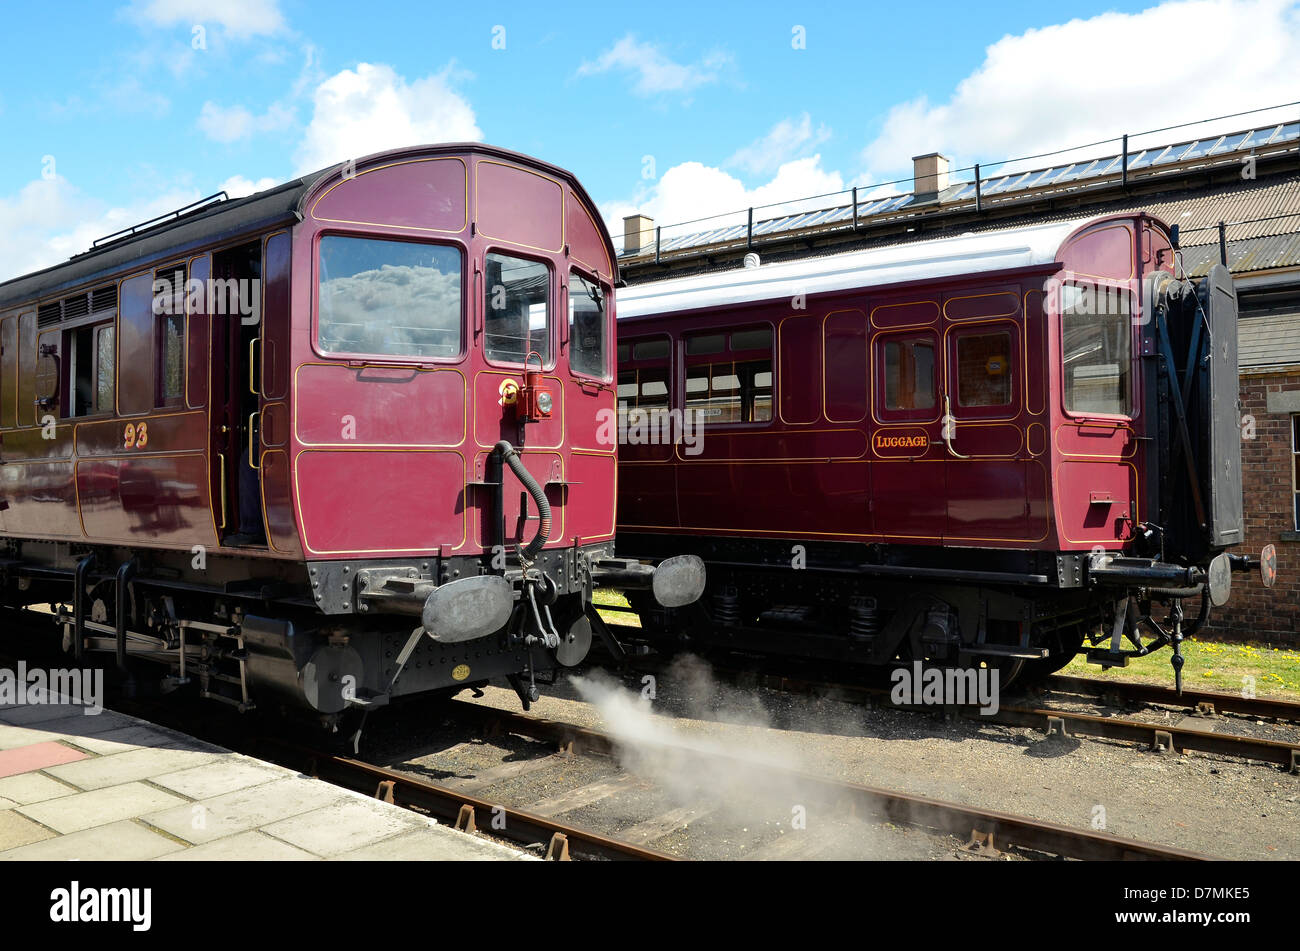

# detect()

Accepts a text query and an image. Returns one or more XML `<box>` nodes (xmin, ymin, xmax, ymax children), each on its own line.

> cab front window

<box><xmin>485</xmin><ymin>252</ymin><xmax>551</xmax><ymax>366</ymax></box>
<box><xmin>317</xmin><ymin>235</ymin><xmax>462</xmax><ymax>359</ymax></box>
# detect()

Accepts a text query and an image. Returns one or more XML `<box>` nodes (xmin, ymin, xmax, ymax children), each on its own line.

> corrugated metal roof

<box><xmin>623</xmin><ymin>120</ymin><xmax>1300</xmax><ymax>266</ymax></box>
<box><xmin>1239</xmin><ymin>312</ymin><xmax>1300</xmax><ymax>368</ymax></box>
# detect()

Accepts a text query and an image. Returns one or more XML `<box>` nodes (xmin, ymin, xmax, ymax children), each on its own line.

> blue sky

<box><xmin>1</xmin><ymin>0</ymin><xmax>1297</xmax><ymax>280</ymax></box>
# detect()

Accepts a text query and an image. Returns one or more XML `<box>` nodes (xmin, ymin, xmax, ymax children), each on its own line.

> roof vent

<box><xmin>90</xmin><ymin>285</ymin><xmax>117</xmax><ymax>313</ymax></box>
<box><xmin>912</xmin><ymin>153</ymin><xmax>951</xmax><ymax>204</ymax></box>
<box><xmin>61</xmin><ymin>293</ymin><xmax>90</xmax><ymax>320</ymax></box>
<box><xmin>743</xmin><ymin>252</ymin><xmax>761</xmax><ymax>268</ymax></box>
<box><xmin>37</xmin><ymin>303</ymin><xmax>61</xmax><ymax>327</ymax></box>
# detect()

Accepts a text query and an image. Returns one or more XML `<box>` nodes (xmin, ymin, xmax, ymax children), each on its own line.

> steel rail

<box><xmin>446</xmin><ymin>700</ymin><xmax>1212</xmax><ymax>861</ymax></box>
<box><xmin>256</xmin><ymin>738</ymin><xmax>675</xmax><ymax>862</ymax></box>
<box><xmin>1044</xmin><ymin>674</ymin><xmax>1300</xmax><ymax>723</ymax></box>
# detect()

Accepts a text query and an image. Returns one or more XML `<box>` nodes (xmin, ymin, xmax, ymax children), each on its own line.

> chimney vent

<box><xmin>912</xmin><ymin>153</ymin><xmax>951</xmax><ymax>203</ymax></box>
<box><xmin>623</xmin><ymin>214</ymin><xmax>654</xmax><ymax>255</ymax></box>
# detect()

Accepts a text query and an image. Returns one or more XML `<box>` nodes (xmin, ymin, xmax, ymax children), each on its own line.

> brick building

<box><xmin>618</xmin><ymin>117</ymin><xmax>1300</xmax><ymax>643</ymax></box>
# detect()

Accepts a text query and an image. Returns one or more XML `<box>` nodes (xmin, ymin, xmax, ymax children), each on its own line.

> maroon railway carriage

<box><xmin>0</xmin><ymin>144</ymin><xmax>701</xmax><ymax>724</ymax></box>
<box><xmin>615</xmin><ymin>212</ymin><xmax>1275</xmax><ymax>688</ymax></box>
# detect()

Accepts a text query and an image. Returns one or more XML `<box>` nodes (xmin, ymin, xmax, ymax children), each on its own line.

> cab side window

<box><xmin>568</xmin><ymin>270</ymin><xmax>607</xmax><ymax>379</ymax></box>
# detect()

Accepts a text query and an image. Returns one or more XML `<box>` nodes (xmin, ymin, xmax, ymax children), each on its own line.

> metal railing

<box><xmin>621</xmin><ymin>100</ymin><xmax>1300</xmax><ymax>261</ymax></box>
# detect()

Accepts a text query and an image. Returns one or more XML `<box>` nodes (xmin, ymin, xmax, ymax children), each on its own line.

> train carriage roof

<box><xmin>0</xmin><ymin>172</ymin><xmax>329</xmax><ymax>312</ymax></box>
<box><xmin>0</xmin><ymin>143</ymin><xmax>614</xmax><ymax>312</ymax></box>
<box><xmin>616</xmin><ymin>215</ymin><xmax>1123</xmax><ymax>319</ymax></box>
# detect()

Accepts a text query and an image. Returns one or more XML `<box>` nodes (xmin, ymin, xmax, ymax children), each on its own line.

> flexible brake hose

<box><xmin>494</xmin><ymin>440</ymin><xmax>551</xmax><ymax>561</ymax></box>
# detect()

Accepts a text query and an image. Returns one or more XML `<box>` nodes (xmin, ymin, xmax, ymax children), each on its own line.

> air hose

<box><xmin>494</xmin><ymin>440</ymin><xmax>550</xmax><ymax>561</ymax></box>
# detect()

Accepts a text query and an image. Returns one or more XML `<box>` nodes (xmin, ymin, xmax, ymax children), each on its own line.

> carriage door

<box><xmin>941</xmin><ymin>310</ymin><xmax>1029</xmax><ymax>542</ymax></box>
<box><xmin>209</xmin><ymin>241</ymin><xmax>265</xmax><ymax>547</ymax></box>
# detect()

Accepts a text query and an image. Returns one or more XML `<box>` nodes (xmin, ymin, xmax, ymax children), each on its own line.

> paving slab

<box><xmin>0</xmin><ymin>703</ymin><xmax>102</xmax><ymax>726</ymax></box>
<box><xmin>149</xmin><ymin>755</ymin><xmax>290</xmax><ymax>799</ymax></box>
<box><xmin>0</xmin><ymin>771</ymin><xmax>79</xmax><ymax>805</ymax></box>
<box><xmin>157</xmin><ymin>830</ymin><xmax>320</xmax><ymax>861</ymax></box>
<box><xmin>260</xmin><ymin>797</ymin><xmax>426</xmax><ymax>857</ymax></box>
<box><xmin>44</xmin><ymin>744</ymin><xmax>221</xmax><ymax>791</ymax></box>
<box><xmin>0</xmin><ymin>712</ymin><xmax>134</xmax><ymax>747</ymax></box>
<box><xmin>0</xmin><ymin>741</ymin><xmax>88</xmax><ymax>779</ymax></box>
<box><xmin>64</xmin><ymin>725</ymin><xmax>182</xmax><ymax>756</ymax></box>
<box><xmin>18</xmin><ymin>781</ymin><xmax>189</xmax><ymax>835</ymax></box>
<box><xmin>0</xmin><ymin>819</ymin><xmax>185</xmax><ymax>861</ymax></box>
<box><xmin>0</xmin><ymin>810</ymin><xmax>54</xmax><ymax>851</ymax></box>
<box><xmin>143</xmin><ymin>776</ymin><xmax>349</xmax><ymax>845</ymax></box>
<box><xmin>333</xmin><ymin>827</ymin><xmax>534</xmax><ymax>861</ymax></box>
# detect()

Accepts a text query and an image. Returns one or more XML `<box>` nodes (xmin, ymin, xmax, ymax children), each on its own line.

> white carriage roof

<box><xmin>616</xmin><ymin>216</ymin><xmax>1101</xmax><ymax>319</ymax></box>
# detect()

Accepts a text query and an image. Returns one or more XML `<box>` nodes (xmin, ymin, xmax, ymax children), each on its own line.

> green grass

<box><xmin>1060</xmin><ymin>639</ymin><xmax>1300</xmax><ymax>699</ymax></box>
<box><xmin>593</xmin><ymin>587</ymin><xmax>640</xmax><ymax>628</ymax></box>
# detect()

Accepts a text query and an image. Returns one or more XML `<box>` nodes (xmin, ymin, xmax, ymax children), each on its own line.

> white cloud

<box><xmin>0</xmin><ymin>176</ymin><xmax>201</xmax><ymax>285</ymax></box>
<box><xmin>198</xmin><ymin>101</ymin><xmax>293</xmax><ymax>143</ymax></box>
<box><xmin>124</xmin><ymin>0</ymin><xmax>285</xmax><ymax>38</ymax></box>
<box><xmin>861</xmin><ymin>0</ymin><xmax>1300</xmax><ymax>178</ymax></box>
<box><xmin>294</xmin><ymin>63</ymin><xmax>482</xmax><ymax>174</ymax></box>
<box><xmin>603</xmin><ymin>156</ymin><xmax>845</xmax><ymax>251</ymax></box>
<box><xmin>218</xmin><ymin>175</ymin><xmax>280</xmax><ymax>198</ymax></box>
<box><xmin>577</xmin><ymin>35</ymin><xmax>731</xmax><ymax>96</ymax></box>
<box><xmin>726</xmin><ymin>113</ymin><xmax>832</xmax><ymax>175</ymax></box>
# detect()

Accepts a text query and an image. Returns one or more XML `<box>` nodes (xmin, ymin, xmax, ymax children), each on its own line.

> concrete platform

<box><xmin>0</xmin><ymin>699</ymin><xmax>529</xmax><ymax>861</ymax></box>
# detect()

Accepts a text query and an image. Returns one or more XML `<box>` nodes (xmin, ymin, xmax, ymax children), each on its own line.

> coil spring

<box><xmin>848</xmin><ymin>596</ymin><xmax>879</xmax><ymax>638</ymax></box>
<box><xmin>712</xmin><ymin>587</ymin><xmax>740</xmax><ymax>626</ymax></box>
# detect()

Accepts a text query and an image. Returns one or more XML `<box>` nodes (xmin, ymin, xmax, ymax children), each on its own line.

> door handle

<box><xmin>248</xmin><ymin>413</ymin><xmax>261</xmax><ymax>470</ymax></box>
<box><xmin>248</xmin><ymin>337</ymin><xmax>260</xmax><ymax>395</ymax></box>
<box><xmin>942</xmin><ymin>395</ymin><xmax>971</xmax><ymax>459</ymax></box>
<box><xmin>216</xmin><ymin>453</ymin><xmax>227</xmax><ymax>530</ymax></box>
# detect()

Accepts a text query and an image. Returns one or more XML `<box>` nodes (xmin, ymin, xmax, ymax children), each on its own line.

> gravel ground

<box><xmin>442</xmin><ymin>660</ymin><xmax>1299</xmax><ymax>861</ymax></box>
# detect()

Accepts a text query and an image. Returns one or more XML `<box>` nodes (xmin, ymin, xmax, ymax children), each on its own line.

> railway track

<box><xmin>409</xmin><ymin>698</ymin><xmax>1212</xmax><ymax>861</ymax></box>
<box><xmin>255</xmin><ymin>738</ymin><xmax>675</xmax><ymax>861</ymax></box>
<box><xmin>1044</xmin><ymin>674</ymin><xmax>1300</xmax><ymax>722</ymax></box>
<box><xmin>600</xmin><ymin>620</ymin><xmax>1300</xmax><ymax>773</ymax></box>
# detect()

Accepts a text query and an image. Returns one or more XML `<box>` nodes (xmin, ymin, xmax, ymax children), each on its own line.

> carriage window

<box><xmin>882</xmin><ymin>337</ymin><xmax>936</xmax><ymax>411</ymax></box>
<box><xmin>568</xmin><ymin>271</ymin><xmax>606</xmax><ymax>379</ymax></box>
<box><xmin>684</xmin><ymin>326</ymin><xmax>773</xmax><ymax>425</ymax></box>
<box><xmin>956</xmin><ymin>331</ymin><xmax>1012</xmax><ymax>408</ymax></box>
<box><xmin>485</xmin><ymin>252</ymin><xmax>550</xmax><ymax>366</ymax></box>
<box><xmin>95</xmin><ymin>324</ymin><xmax>115</xmax><ymax>413</ymax></box>
<box><xmin>633</xmin><ymin>338</ymin><xmax>669</xmax><ymax>361</ymax></box>
<box><xmin>1061</xmin><ymin>284</ymin><xmax>1131</xmax><ymax>415</ymax></box>
<box><xmin>685</xmin><ymin>362</ymin><xmax>772</xmax><ymax>423</ymax></box>
<box><xmin>157</xmin><ymin>315</ymin><xmax>184</xmax><ymax>406</ymax></box>
<box><xmin>618</xmin><ymin>368</ymin><xmax>671</xmax><ymax>421</ymax></box>
<box><xmin>318</xmin><ymin>236</ymin><xmax>462</xmax><ymax>358</ymax></box>
<box><xmin>686</xmin><ymin>334</ymin><xmax>725</xmax><ymax>355</ymax></box>
<box><xmin>66</xmin><ymin>322</ymin><xmax>116</xmax><ymax>417</ymax></box>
